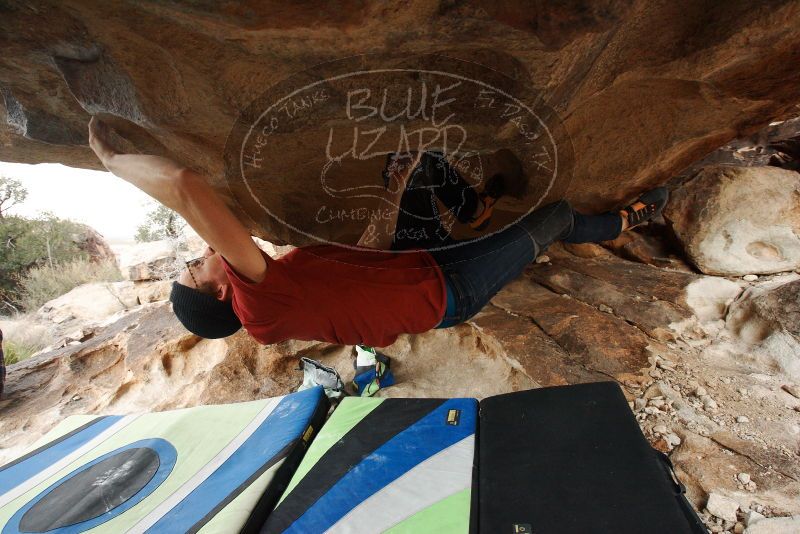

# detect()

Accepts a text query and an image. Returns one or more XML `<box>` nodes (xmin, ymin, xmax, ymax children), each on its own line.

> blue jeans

<box><xmin>427</xmin><ymin>200</ymin><xmax>621</xmax><ymax>327</ymax></box>
<box><xmin>388</xmin><ymin>153</ymin><xmax>623</xmax><ymax>328</ymax></box>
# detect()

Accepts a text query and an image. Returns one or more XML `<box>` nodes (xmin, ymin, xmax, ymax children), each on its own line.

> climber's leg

<box><xmin>563</xmin><ymin>211</ymin><xmax>622</xmax><ymax>243</ymax></box>
<box><xmin>430</xmin><ymin>187</ymin><xmax>668</xmax><ymax>327</ymax></box>
<box><xmin>430</xmin><ymin>200</ymin><xmax>574</xmax><ymax>327</ymax></box>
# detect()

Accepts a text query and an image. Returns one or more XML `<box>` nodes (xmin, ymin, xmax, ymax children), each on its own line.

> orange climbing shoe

<box><xmin>619</xmin><ymin>187</ymin><xmax>669</xmax><ymax>230</ymax></box>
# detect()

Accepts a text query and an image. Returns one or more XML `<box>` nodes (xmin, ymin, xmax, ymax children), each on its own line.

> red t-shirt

<box><xmin>223</xmin><ymin>245</ymin><xmax>446</xmax><ymax>347</ymax></box>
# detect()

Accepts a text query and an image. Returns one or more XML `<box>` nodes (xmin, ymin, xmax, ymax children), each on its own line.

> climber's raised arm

<box><xmin>87</xmin><ymin>117</ymin><xmax>266</xmax><ymax>283</ymax></box>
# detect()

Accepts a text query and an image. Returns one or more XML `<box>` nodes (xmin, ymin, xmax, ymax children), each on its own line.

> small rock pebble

<box><xmin>744</xmin><ymin>510</ymin><xmax>765</xmax><ymax>527</ymax></box>
<box><xmin>706</xmin><ymin>493</ymin><xmax>739</xmax><ymax>522</ymax></box>
<box><xmin>664</xmin><ymin>433</ymin><xmax>681</xmax><ymax>447</ymax></box>
<box><xmin>742</xmin><ymin>274</ymin><xmax>758</xmax><ymax>282</ymax></box>
<box><xmin>736</xmin><ymin>416</ymin><xmax>750</xmax><ymax>423</ymax></box>
<box><xmin>656</xmin><ymin>358</ymin><xmax>676</xmax><ymax>370</ymax></box>
<box><xmin>649</xmin><ymin>368</ymin><xmax>662</xmax><ymax>378</ymax></box>
<box><xmin>535</xmin><ymin>255</ymin><xmax>550</xmax><ymax>264</ymax></box>
<box><xmin>737</xmin><ymin>472</ymin><xmax>751</xmax><ymax>485</ymax></box>
<box><xmin>701</xmin><ymin>396</ymin><xmax>718</xmax><ymax>410</ymax></box>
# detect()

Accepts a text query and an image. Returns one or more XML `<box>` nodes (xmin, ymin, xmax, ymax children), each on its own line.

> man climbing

<box><xmin>87</xmin><ymin>118</ymin><xmax>667</xmax><ymax>349</ymax></box>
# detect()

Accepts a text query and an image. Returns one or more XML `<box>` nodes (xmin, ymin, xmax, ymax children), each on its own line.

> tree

<box><xmin>0</xmin><ymin>176</ymin><xmax>28</xmax><ymax>219</ymax></box>
<box><xmin>0</xmin><ymin>213</ymin><xmax>87</xmax><ymax>307</ymax></box>
<box><xmin>135</xmin><ymin>204</ymin><xmax>186</xmax><ymax>243</ymax></box>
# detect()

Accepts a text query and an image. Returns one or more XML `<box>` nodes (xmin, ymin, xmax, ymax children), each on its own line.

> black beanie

<box><xmin>169</xmin><ymin>282</ymin><xmax>242</xmax><ymax>339</ymax></box>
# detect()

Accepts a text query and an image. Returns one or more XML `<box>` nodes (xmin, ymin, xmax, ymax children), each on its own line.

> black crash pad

<box><xmin>478</xmin><ymin>381</ymin><xmax>705</xmax><ymax>534</ymax></box>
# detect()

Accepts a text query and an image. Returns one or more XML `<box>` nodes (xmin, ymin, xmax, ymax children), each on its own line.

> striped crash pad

<box><xmin>0</xmin><ymin>386</ymin><xmax>327</xmax><ymax>534</ymax></box>
<box><xmin>262</xmin><ymin>396</ymin><xmax>477</xmax><ymax>534</ymax></box>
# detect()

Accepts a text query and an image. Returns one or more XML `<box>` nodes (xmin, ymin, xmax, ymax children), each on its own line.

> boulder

<box><xmin>31</xmin><ymin>279</ymin><xmax>171</xmax><ymax>348</ymax></box>
<box><xmin>0</xmin><ymin>299</ymin><xmax>539</xmax><ymax>464</ymax></box>
<box><xmin>738</xmin><ymin>278</ymin><xmax>800</xmax><ymax>340</ymax></box>
<box><xmin>0</xmin><ymin>248</ymin><xmax>703</xmax><ymax>463</ymax></box>
<box><xmin>684</xmin><ymin>277</ymin><xmax>743</xmax><ymax>323</ymax></box>
<box><xmin>133</xmin><ymin>279</ymin><xmax>172</xmax><ymax>304</ymax></box>
<box><xmin>3</xmin><ymin>235</ymin><xmax>800</xmax><ymax>518</ymax></box>
<box><xmin>71</xmin><ymin>223</ymin><xmax>116</xmax><ymax>264</ymax></box>
<box><xmin>665</xmin><ymin>165</ymin><xmax>800</xmax><ymax>276</ymax></box>
<box><xmin>112</xmin><ymin>232</ymin><xmax>291</xmax><ymax>284</ymax></box>
<box><xmin>114</xmin><ymin>240</ymin><xmax>178</xmax><ymax>281</ymax></box>
<box><xmin>34</xmin><ymin>281</ymin><xmax>144</xmax><ymax>344</ymax></box>
<box><xmin>726</xmin><ymin>277</ymin><xmax>800</xmax><ymax>380</ymax></box>
<box><xmin>600</xmin><ymin>226</ymin><xmax>692</xmax><ymax>271</ymax></box>
<box><xmin>1</xmin><ymin>2</ymin><xmax>800</xmax><ymax>243</ymax></box>
<box><xmin>36</xmin><ymin>281</ymin><xmax>139</xmax><ymax>326</ymax></box>
<box><xmin>706</xmin><ymin>492</ymin><xmax>739</xmax><ymax>522</ymax></box>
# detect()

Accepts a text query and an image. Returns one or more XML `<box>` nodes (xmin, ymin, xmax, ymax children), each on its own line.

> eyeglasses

<box><xmin>185</xmin><ymin>256</ymin><xmax>204</xmax><ymax>288</ymax></box>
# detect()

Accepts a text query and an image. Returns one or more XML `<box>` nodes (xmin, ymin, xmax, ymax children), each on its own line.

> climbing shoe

<box><xmin>620</xmin><ymin>186</ymin><xmax>669</xmax><ymax>230</ymax></box>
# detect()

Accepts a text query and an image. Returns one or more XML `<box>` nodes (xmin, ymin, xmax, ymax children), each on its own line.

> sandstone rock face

<box><xmin>744</xmin><ymin>279</ymin><xmax>800</xmax><ymax>341</ymax></box>
<box><xmin>2</xmin><ymin>240</ymin><xmax>799</xmax><ymax>523</ymax></box>
<box><xmin>33</xmin><ymin>280</ymin><xmax>170</xmax><ymax>348</ymax></box>
<box><xmin>674</xmin><ymin>116</ymin><xmax>800</xmax><ymax>180</ymax></box>
<box><xmin>37</xmin><ymin>282</ymin><xmax>139</xmax><ymax>326</ymax></box>
<box><xmin>726</xmin><ymin>277</ymin><xmax>800</xmax><ymax>381</ymax></box>
<box><xmin>1</xmin><ymin>2</ymin><xmax>800</xmax><ymax>244</ymax></box>
<box><xmin>2</xmin><ymin>246</ymin><xmax>700</xmax><ymax>463</ymax></box>
<box><xmin>665</xmin><ymin>166</ymin><xmax>800</xmax><ymax>276</ymax></box>
<box><xmin>706</xmin><ymin>492</ymin><xmax>740</xmax><ymax>522</ymax></box>
<box><xmin>745</xmin><ymin>515</ymin><xmax>800</xmax><ymax>534</ymax></box>
<box><xmin>114</xmin><ymin>240</ymin><xmax>180</xmax><ymax>281</ymax></box>
<box><xmin>72</xmin><ymin>223</ymin><xmax>116</xmax><ymax>264</ymax></box>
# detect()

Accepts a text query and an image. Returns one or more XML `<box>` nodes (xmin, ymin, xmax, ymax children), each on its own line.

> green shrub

<box><xmin>135</xmin><ymin>205</ymin><xmax>186</xmax><ymax>243</ymax></box>
<box><xmin>3</xmin><ymin>338</ymin><xmax>40</xmax><ymax>364</ymax></box>
<box><xmin>1</xmin><ymin>315</ymin><xmax>52</xmax><ymax>364</ymax></box>
<box><xmin>16</xmin><ymin>258</ymin><xmax>123</xmax><ymax>312</ymax></box>
<box><xmin>0</xmin><ymin>214</ymin><xmax>90</xmax><ymax>303</ymax></box>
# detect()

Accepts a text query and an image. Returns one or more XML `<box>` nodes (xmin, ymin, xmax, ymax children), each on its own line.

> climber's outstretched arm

<box><xmin>88</xmin><ymin>117</ymin><xmax>267</xmax><ymax>283</ymax></box>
